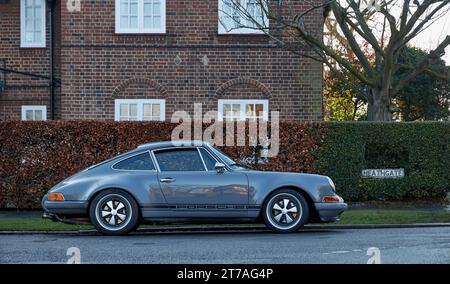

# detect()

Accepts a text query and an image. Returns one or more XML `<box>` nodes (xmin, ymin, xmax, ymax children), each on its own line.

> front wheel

<box><xmin>89</xmin><ymin>189</ymin><xmax>140</xmax><ymax>235</ymax></box>
<box><xmin>262</xmin><ymin>189</ymin><xmax>309</xmax><ymax>233</ymax></box>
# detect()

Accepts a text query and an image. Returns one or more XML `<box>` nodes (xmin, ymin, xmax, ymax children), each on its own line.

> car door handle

<box><xmin>160</xmin><ymin>177</ymin><xmax>176</xmax><ymax>183</ymax></box>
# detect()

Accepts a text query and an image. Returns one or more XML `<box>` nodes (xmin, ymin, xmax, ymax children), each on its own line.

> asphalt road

<box><xmin>1</xmin><ymin>227</ymin><xmax>450</xmax><ymax>264</ymax></box>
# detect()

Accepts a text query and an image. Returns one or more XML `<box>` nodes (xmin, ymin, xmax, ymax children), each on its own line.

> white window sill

<box><xmin>20</xmin><ymin>43</ymin><xmax>46</xmax><ymax>48</ymax></box>
<box><xmin>115</xmin><ymin>29</ymin><xmax>166</xmax><ymax>34</ymax></box>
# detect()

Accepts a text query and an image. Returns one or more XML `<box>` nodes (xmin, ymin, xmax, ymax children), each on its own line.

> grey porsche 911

<box><xmin>42</xmin><ymin>141</ymin><xmax>347</xmax><ymax>235</ymax></box>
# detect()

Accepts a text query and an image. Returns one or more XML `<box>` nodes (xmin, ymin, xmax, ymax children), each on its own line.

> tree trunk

<box><xmin>367</xmin><ymin>88</ymin><xmax>392</xmax><ymax>121</ymax></box>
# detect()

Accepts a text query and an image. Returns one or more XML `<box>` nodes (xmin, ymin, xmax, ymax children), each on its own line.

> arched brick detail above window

<box><xmin>112</xmin><ymin>77</ymin><xmax>168</xmax><ymax>98</ymax></box>
<box><xmin>215</xmin><ymin>77</ymin><xmax>271</xmax><ymax>99</ymax></box>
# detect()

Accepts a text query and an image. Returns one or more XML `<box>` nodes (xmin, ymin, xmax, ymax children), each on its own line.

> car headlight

<box><xmin>326</xmin><ymin>176</ymin><xmax>336</xmax><ymax>192</ymax></box>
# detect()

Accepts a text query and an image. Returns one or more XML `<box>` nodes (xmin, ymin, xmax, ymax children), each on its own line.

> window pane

<box><xmin>120</xmin><ymin>104</ymin><xmax>128</xmax><ymax>117</ymax></box>
<box><xmin>232</xmin><ymin>104</ymin><xmax>240</xmax><ymax>116</ymax></box>
<box><xmin>129</xmin><ymin>103</ymin><xmax>138</xmax><ymax>117</ymax></box>
<box><xmin>34</xmin><ymin>31</ymin><xmax>41</xmax><ymax>42</ymax></box>
<box><xmin>120</xmin><ymin>3</ymin><xmax>128</xmax><ymax>16</ymax></box>
<box><xmin>143</xmin><ymin>104</ymin><xmax>152</xmax><ymax>117</ymax></box>
<box><xmin>231</xmin><ymin>0</ymin><xmax>242</xmax><ymax>28</ymax></box>
<box><xmin>143</xmin><ymin>3</ymin><xmax>152</xmax><ymax>16</ymax></box>
<box><xmin>120</xmin><ymin>16</ymin><xmax>128</xmax><ymax>29</ymax></box>
<box><xmin>152</xmin><ymin>104</ymin><xmax>160</xmax><ymax>117</ymax></box>
<box><xmin>223</xmin><ymin>104</ymin><xmax>231</xmax><ymax>115</ymax></box>
<box><xmin>35</xmin><ymin>19</ymin><xmax>41</xmax><ymax>30</ymax></box>
<box><xmin>25</xmin><ymin>31</ymin><xmax>34</xmax><ymax>42</ymax></box>
<box><xmin>25</xmin><ymin>110</ymin><xmax>33</xmax><ymax>120</ymax></box>
<box><xmin>245</xmin><ymin>104</ymin><xmax>255</xmax><ymax>117</ymax></box>
<box><xmin>130</xmin><ymin>16</ymin><xmax>138</xmax><ymax>28</ymax></box>
<box><xmin>25</xmin><ymin>19</ymin><xmax>33</xmax><ymax>31</ymax></box>
<box><xmin>153</xmin><ymin>16</ymin><xmax>161</xmax><ymax>28</ymax></box>
<box><xmin>113</xmin><ymin>152</ymin><xmax>155</xmax><ymax>170</ymax></box>
<box><xmin>35</xmin><ymin>6</ymin><xmax>41</xmax><ymax>19</ymax></box>
<box><xmin>199</xmin><ymin>148</ymin><xmax>217</xmax><ymax>171</ymax></box>
<box><xmin>144</xmin><ymin>17</ymin><xmax>152</xmax><ymax>28</ymax></box>
<box><xmin>130</xmin><ymin>3</ymin><xmax>138</xmax><ymax>15</ymax></box>
<box><xmin>26</xmin><ymin>7</ymin><xmax>33</xmax><ymax>18</ymax></box>
<box><xmin>155</xmin><ymin>149</ymin><xmax>205</xmax><ymax>171</ymax></box>
<box><xmin>34</xmin><ymin>110</ymin><xmax>43</xmax><ymax>120</ymax></box>
<box><xmin>255</xmin><ymin>104</ymin><xmax>264</xmax><ymax>117</ymax></box>
<box><xmin>153</xmin><ymin>2</ymin><xmax>161</xmax><ymax>16</ymax></box>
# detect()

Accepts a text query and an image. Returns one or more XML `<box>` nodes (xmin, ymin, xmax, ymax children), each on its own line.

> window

<box><xmin>21</xmin><ymin>105</ymin><xmax>47</xmax><ymax>121</ymax></box>
<box><xmin>218</xmin><ymin>0</ymin><xmax>267</xmax><ymax>34</ymax></box>
<box><xmin>115</xmin><ymin>0</ymin><xmax>166</xmax><ymax>33</ymax></box>
<box><xmin>113</xmin><ymin>152</ymin><xmax>156</xmax><ymax>171</ymax></box>
<box><xmin>20</xmin><ymin>0</ymin><xmax>46</xmax><ymax>48</ymax></box>
<box><xmin>114</xmin><ymin>99</ymin><xmax>165</xmax><ymax>121</ymax></box>
<box><xmin>218</xmin><ymin>99</ymin><xmax>268</xmax><ymax>121</ymax></box>
<box><xmin>154</xmin><ymin>148</ymin><xmax>206</xmax><ymax>171</ymax></box>
<box><xmin>199</xmin><ymin>148</ymin><xmax>218</xmax><ymax>171</ymax></box>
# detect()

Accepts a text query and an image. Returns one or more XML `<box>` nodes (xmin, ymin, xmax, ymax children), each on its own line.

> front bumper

<box><xmin>314</xmin><ymin>202</ymin><xmax>348</xmax><ymax>222</ymax></box>
<box><xmin>42</xmin><ymin>194</ymin><xmax>88</xmax><ymax>215</ymax></box>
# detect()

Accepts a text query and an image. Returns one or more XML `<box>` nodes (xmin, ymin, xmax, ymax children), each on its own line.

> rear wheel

<box><xmin>262</xmin><ymin>189</ymin><xmax>309</xmax><ymax>233</ymax></box>
<box><xmin>89</xmin><ymin>189</ymin><xmax>140</xmax><ymax>235</ymax></box>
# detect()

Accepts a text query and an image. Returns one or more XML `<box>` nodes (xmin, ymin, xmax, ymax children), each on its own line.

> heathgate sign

<box><xmin>361</xmin><ymin>168</ymin><xmax>405</xmax><ymax>179</ymax></box>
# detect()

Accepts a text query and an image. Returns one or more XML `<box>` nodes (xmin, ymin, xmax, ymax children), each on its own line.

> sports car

<box><xmin>42</xmin><ymin>141</ymin><xmax>347</xmax><ymax>235</ymax></box>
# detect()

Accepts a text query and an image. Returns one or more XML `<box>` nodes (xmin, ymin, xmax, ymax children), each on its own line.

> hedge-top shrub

<box><xmin>0</xmin><ymin>121</ymin><xmax>448</xmax><ymax>208</ymax></box>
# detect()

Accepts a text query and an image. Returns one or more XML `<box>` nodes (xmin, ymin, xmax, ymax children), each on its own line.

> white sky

<box><xmin>409</xmin><ymin>10</ymin><xmax>450</xmax><ymax>64</ymax></box>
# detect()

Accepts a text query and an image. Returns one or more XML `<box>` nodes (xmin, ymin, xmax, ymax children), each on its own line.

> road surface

<box><xmin>1</xmin><ymin>227</ymin><xmax>449</xmax><ymax>264</ymax></box>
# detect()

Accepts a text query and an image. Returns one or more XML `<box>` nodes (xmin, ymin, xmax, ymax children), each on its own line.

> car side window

<box><xmin>154</xmin><ymin>148</ymin><xmax>206</xmax><ymax>171</ymax></box>
<box><xmin>113</xmin><ymin>152</ymin><xmax>155</xmax><ymax>171</ymax></box>
<box><xmin>199</xmin><ymin>148</ymin><xmax>218</xmax><ymax>171</ymax></box>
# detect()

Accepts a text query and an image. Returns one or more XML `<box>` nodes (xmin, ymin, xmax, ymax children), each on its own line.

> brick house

<box><xmin>0</xmin><ymin>0</ymin><xmax>324</xmax><ymax>121</ymax></box>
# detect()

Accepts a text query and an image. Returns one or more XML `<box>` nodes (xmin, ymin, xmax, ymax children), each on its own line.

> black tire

<box><xmin>262</xmin><ymin>189</ymin><xmax>309</xmax><ymax>233</ymax></box>
<box><xmin>89</xmin><ymin>189</ymin><xmax>140</xmax><ymax>235</ymax></box>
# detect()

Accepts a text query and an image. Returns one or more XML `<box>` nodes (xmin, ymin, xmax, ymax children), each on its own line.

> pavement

<box><xmin>1</xmin><ymin>226</ymin><xmax>450</xmax><ymax>264</ymax></box>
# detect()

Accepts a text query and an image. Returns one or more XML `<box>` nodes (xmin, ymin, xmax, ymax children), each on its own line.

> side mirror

<box><xmin>214</xmin><ymin>162</ymin><xmax>226</xmax><ymax>173</ymax></box>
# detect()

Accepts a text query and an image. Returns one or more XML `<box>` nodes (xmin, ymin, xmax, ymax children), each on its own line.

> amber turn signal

<box><xmin>322</xmin><ymin>196</ymin><xmax>341</xmax><ymax>203</ymax></box>
<box><xmin>48</xmin><ymin>193</ymin><xmax>65</xmax><ymax>201</ymax></box>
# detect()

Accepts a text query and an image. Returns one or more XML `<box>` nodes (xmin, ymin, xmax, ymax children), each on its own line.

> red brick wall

<box><xmin>0</xmin><ymin>0</ymin><xmax>52</xmax><ymax>120</ymax></box>
<box><xmin>1</xmin><ymin>0</ymin><xmax>324</xmax><ymax>121</ymax></box>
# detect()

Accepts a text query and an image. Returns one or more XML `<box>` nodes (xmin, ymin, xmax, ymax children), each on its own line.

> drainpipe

<box><xmin>48</xmin><ymin>0</ymin><xmax>56</xmax><ymax>119</ymax></box>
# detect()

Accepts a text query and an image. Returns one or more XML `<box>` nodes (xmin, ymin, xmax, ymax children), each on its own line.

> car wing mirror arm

<box><xmin>214</xmin><ymin>162</ymin><xmax>226</xmax><ymax>173</ymax></box>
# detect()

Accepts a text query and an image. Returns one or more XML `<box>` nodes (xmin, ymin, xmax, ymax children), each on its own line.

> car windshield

<box><xmin>208</xmin><ymin>145</ymin><xmax>249</xmax><ymax>170</ymax></box>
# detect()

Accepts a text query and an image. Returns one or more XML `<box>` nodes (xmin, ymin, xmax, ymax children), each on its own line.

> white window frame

<box><xmin>115</xmin><ymin>0</ymin><xmax>166</xmax><ymax>34</ymax></box>
<box><xmin>20</xmin><ymin>0</ymin><xmax>46</xmax><ymax>48</ymax></box>
<box><xmin>218</xmin><ymin>0</ymin><xmax>268</xmax><ymax>34</ymax></box>
<box><xmin>218</xmin><ymin>99</ymin><xmax>269</xmax><ymax>121</ymax></box>
<box><xmin>114</xmin><ymin>99</ymin><xmax>166</xmax><ymax>121</ymax></box>
<box><xmin>21</xmin><ymin>105</ymin><xmax>47</xmax><ymax>121</ymax></box>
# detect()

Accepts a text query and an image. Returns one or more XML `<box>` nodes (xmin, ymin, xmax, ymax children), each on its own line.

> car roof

<box><xmin>136</xmin><ymin>140</ymin><xmax>211</xmax><ymax>151</ymax></box>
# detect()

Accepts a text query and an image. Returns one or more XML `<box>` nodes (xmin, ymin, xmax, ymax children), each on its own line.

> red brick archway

<box><xmin>215</xmin><ymin>77</ymin><xmax>271</xmax><ymax>99</ymax></box>
<box><xmin>112</xmin><ymin>77</ymin><xmax>168</xmax><ymax>98</ymax></box>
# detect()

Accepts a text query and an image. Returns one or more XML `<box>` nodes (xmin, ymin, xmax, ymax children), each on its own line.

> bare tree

<box><xmin>220</xmin><ymin>0</ymin><xmax>450</xmax><ymax>121</ymax></box>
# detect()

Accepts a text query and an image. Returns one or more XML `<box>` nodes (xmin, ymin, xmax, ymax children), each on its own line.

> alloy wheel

<box><xmin>266</xmin><ymin>193</ymin><xmax>303</xmax><ymax>230</ymax></box>
<box><xmin>95</xmin><ymin>194</ymin><xmax>132</xmax><ymax>231</ymax></box>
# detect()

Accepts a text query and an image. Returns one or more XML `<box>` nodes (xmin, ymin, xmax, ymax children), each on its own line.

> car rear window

<box><xmin>154</xmin><ymin>148</ymin><xmax>205</xmax><ymax>171</ymax></box>
<box><xmin>113</xmin><ymin>152</ymin><xmax>155</xmax><ymax>171</ymax></box>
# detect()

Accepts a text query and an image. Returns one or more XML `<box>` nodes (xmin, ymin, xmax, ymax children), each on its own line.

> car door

<box><xmin>153</xmin><ymin>147</ymin><xmax>249</xmax><ymax>218</ymax></box>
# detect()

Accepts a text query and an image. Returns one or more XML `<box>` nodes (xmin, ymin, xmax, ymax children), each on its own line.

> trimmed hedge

<box><xmin>0</xmin><ymin>121</ymin><xmax>448</xmax><ymax>209</ymax></box>
<box><xmin>317</xmin><ymin>122</ymin><xmax>450</xmax><ymax>201</ymax></box>
<box><xmin>0</xmin><ymin>121</ymin><xmax>326</xmax><ymax>209</ymax></box>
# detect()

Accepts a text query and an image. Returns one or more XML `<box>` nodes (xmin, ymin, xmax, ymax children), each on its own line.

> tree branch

<box><xmin>330</xmin><ymin>2</ymin><xmax>375</xmax><ymax>78</ymax></box>
<box><xmin>392</xmin><ymin>35</ymin><xmax>450</xmax><ymax>94</ymax></box>
<box><xmin>401</xmin><ymin>0</ymin><xmax>450</xmax><ymax>46</ymax></box>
